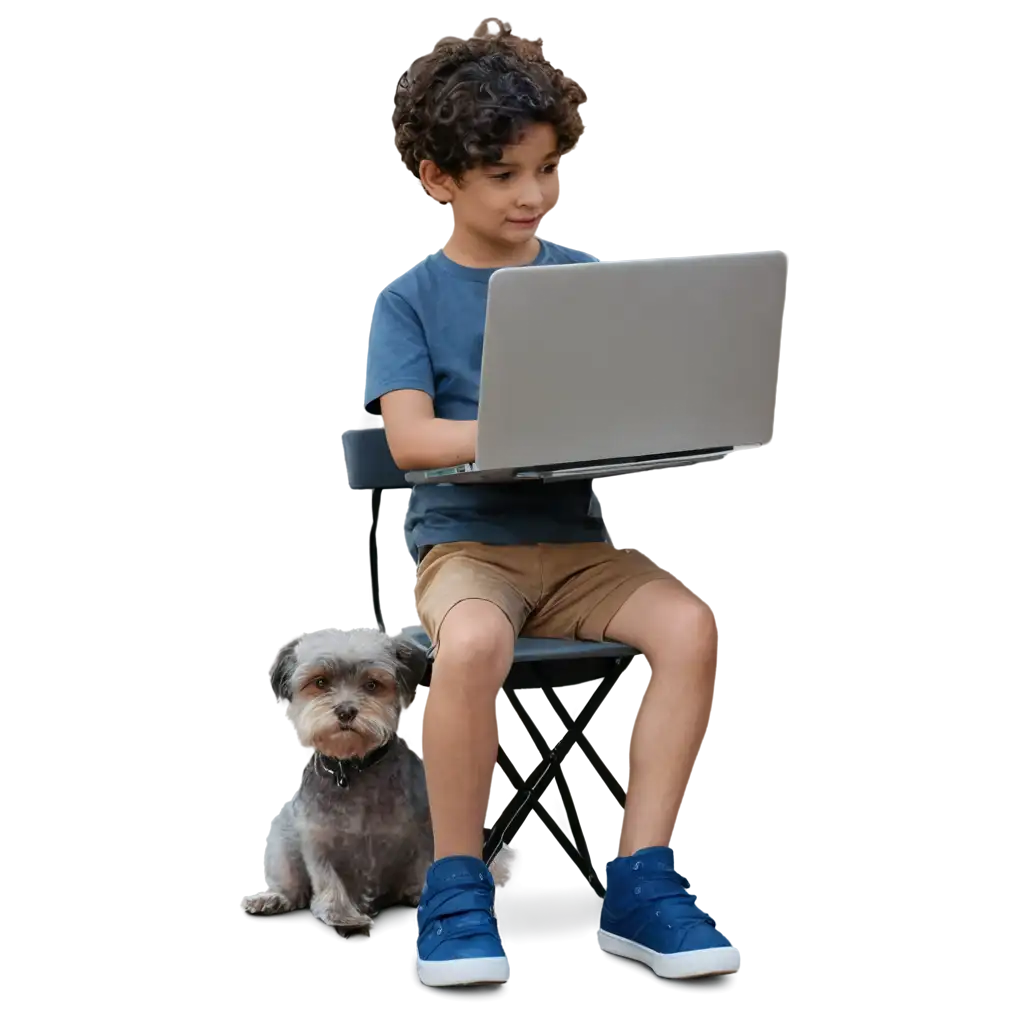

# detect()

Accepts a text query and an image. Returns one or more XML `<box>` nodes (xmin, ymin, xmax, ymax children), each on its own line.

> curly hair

<box><xmin>393</xmin><ymin>18</ymin><xmax>587</xmax><ymax>199</ymax></box>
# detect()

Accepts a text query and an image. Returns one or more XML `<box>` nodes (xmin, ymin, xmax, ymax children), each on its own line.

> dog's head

<box><xmin>268</xmin><ymin>628</ymin><xmax>429</xmax><ymax>760</ymax></box>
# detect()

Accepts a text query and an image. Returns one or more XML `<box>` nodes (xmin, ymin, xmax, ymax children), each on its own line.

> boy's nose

<box><xmin>515</xmin><ymin>183</ymin><xmax>543</xmax><ymax>208</ymax></box>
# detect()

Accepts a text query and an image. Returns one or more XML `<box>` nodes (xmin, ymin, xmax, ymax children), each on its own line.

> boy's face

<box><xmin>422</xmin><ymin>122</ymin><xmax>561</xmax><ymax>248</ymax></box>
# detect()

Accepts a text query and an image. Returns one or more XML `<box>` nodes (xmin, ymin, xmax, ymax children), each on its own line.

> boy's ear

<box><xmin>419</xmin><ymin>159</ymin><xmax>454</xmax><ymax>205</ymax></box>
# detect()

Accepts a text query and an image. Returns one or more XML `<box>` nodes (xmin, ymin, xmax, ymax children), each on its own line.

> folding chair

<box><xmin>342</xmin><ymin>428</ymin><xmax>637</xmax><ymax>898</ymax></box>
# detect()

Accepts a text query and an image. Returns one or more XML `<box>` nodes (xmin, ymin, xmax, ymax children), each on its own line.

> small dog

<box><xmin>241</xmin><ymin>627</ymin><xmax>508</xmax><ymax>937</ymax></box>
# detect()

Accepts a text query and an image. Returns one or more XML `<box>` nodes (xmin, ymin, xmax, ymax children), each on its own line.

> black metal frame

<box><xmin>365</xmin><ymin>485</ymin><xmax>631</xmax><ymax>898</ymax></box>
<box><xmin>483</xmin><ymin>663</ymin><xmax>628</xmax><ymax>896</ymax></box>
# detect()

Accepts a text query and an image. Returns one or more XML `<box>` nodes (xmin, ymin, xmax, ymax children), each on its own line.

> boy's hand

<box><xmin>380</xmin><ymin>390</ymin><xmax>477</xmax><ymax>470</ymax></box>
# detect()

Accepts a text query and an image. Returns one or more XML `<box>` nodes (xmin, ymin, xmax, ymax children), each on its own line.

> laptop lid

<box><xmin>474</xmin><ymin>250</ymin><xmax>787</xmax><ymax>471</ymax></box>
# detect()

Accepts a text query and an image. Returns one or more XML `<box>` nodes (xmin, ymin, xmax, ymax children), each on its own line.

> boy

<box><xmin>365</xmin><ymin>18</ymin><xmax>738</xmax><ymax>987</ymax></box>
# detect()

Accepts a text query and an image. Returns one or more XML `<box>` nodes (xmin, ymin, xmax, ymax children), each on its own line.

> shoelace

<box><xmin>633</xmin><ymin>866</ymin><xmax>716</xmax><ymax>932</ymax></box>
<box><xmin>418</xmin><ymin>872</ymin><xmax>497</xmax><ymax>944</ymax></box>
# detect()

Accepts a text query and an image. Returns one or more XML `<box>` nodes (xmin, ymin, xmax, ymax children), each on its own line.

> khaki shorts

<box><xmin>414</xmin><ymin>541</ymin><xmax>676</xmax><ymax>645</ymax></box>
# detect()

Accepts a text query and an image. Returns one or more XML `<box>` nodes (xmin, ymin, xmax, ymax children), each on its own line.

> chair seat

<box><xmin>401</xmin><ymin>626</ymin><xmax>637</xmax><ymax>663</ymax></box>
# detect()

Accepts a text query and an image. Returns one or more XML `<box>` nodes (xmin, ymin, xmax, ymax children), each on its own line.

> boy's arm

<box><xmin>380</xmin><ymin>389</ymin><xmax>477</xmax><ymax>470</ymax></box>
<box><xmin>365</xmin><ymin>289</ymin><xmax>473</xmax><ymax>469</ymax></box>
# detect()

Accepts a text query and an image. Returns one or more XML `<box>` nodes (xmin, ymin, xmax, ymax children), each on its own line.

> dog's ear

<box><xmin>269</xmin><ymin>638</ymin><xmax>300</xmax><ymax>700</ymax></box>
<box><xmin>392</xmin><ymin>637</ymin><xmax>429</xmax><ymax>708</ymax></box>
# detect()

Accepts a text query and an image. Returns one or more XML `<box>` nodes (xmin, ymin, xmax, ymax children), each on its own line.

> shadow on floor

<box><xmin>240</xmin><ymin>876</ymin><xmax>745</xmax><ymax>1011</ymax></box>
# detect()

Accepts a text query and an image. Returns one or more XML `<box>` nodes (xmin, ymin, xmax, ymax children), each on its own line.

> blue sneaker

<box><xmin>416</xmin><ymin>856</ymin><xmax>510</xmax><ymax>987</ymax></box>
<box><xmin>598</xmin><ymin>847</ymin><xmax>740</xmax><ymax>978</ymax></box>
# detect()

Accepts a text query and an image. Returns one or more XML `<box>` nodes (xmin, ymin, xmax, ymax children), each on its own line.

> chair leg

<box><xmin>487</xmin><ymin>745</ymin><xmax>598</xmax><ymax>888</ymax></box>
<box><xmin>484</xmin><ymin>659</ymin><xmax>629</xmax><ymax>896</ymax></box>
<box><xmin>485</xmin><ymin>746</ymin><xmax>554</xmax><ymax>856</ymax></box>
<box><xmin>536</xmin><ymin>659</ymin><xmax>630</xmax><ymax>884</ymax></box>
<box><xmin>499</xmin><ymin>696</ymin><xmax>602</xmax><ymax>888</ymax></box>
<box><xmin>528</xmin><ymin>663</ymin><xmax>630</xmax><ymax>806</ymax></box>
<box><xmin>551</xmin><ymin>765</ymin><xmax>604</xmax><ymax>897</ymax></box>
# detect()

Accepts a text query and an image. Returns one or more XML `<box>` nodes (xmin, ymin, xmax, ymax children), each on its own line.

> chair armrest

<box><xmin>342</xmin><ymin>429</ymin><xmax>410</xmax><ymax>491</ymax></box>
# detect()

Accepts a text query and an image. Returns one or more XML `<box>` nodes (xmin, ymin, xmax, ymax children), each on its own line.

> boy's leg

<box><xmin>528</xmin><ymin>544</ymin><xmax>737</xmax><ymax>978</ymax></box>
<box><xmin>600</xmin><ymin>578</ymin><xmax>717</xmax><ymax>857</ymax></box>
<box><xmin>412</xmin><ymin>543</ymin><xmax>537</xmax><ymax>987</ymax></box>
<box><xmin>422</xmin><ymin>598</ymin><xmax>515</xmax><ymax>859</ymax></box>
<box><xmin>415</xmin><ymin>542</ymin><xmax>536</xmax><ymax>858</ymax></box>
<box><xmin>527</xmin><ymin>544</ymin><xmax>717</xmax><ymax>853</ymax></box>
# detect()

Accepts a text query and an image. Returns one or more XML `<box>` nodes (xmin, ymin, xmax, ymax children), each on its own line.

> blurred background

<box><xmin>1</xmin><ymin>2</ymin><xmax>1020</xmax><ymax>1020</ymax></box>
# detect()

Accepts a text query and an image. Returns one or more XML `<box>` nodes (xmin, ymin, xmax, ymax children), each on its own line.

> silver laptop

<box><xmin>406</xmin><ymin>250</ymin><xmax>787</xmax><ymax>485</ymax></box>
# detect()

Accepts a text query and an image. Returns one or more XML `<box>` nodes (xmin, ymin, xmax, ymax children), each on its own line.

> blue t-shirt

<box><xmin>364</xmin><ymin>239</ymin><xmax>608</xmax><ymax>559</ymax></box>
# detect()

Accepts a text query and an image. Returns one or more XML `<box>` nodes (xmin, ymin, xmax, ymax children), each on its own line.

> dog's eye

<box><xmin>314</xmin><ymin>678</ymin><xmax>327</xmax><ymax>690</ymax></box>
<box><xmin>364</xmin><ymin>679</ymin><xmax>377</xmax><ymax>692</ymax></box>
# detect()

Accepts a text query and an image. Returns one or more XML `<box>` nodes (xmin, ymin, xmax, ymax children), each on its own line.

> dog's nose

<box><xmin>335</xmin><ymin>705</ymin><xmax>358</xmax><ymax>725</ymax></box>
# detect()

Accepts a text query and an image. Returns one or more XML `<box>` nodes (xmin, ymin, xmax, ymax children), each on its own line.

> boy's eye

<box><xmin>491</xmin><ymin>171</ymin><xmax>512</xmax><ymax>181</ymax></box>
<box><xmin>542</xmin><ymin>163</ymin><xmax>558</xmax><ymax>174</ymax></box>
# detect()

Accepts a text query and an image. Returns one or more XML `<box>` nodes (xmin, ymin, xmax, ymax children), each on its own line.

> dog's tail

<box><xmin>490</xmin><ymin>842</ymin><xmax>515</xmax><ymax>887</ymax></box>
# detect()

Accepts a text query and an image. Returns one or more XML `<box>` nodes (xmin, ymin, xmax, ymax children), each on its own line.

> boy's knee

<box><xmin>689</xmin><ymin>599</ymin><xmax>717</xmax><ymax>642</ymax></box>
<box><xmin>648</xmin><ymin>597</ymin><xmax>717</xmax><ymax>667</ymax></box>
<box><xmin>432</xmin><ymin>600</ymin><xmax>514</xmax><ymax>687</ymax></box>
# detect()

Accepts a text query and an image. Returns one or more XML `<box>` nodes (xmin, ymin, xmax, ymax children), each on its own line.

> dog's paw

<box><xmin>335</xmin><ymin>923</ymin><xmax>372</xmax><ymax>939</ymax></box>
<box><xmin>241</xmin><ymin>891</ymin><xmax>294</xmax><ymax>915</ymax></box>
<box><xmin>400</xmin><ymin>890</ymin><xmax>422</xmax><ymax>908</ymax></box>
<box><xmin>311</xmin><ymin>897</ymin><xmax>373</xmax><ymax>933</ymax></box>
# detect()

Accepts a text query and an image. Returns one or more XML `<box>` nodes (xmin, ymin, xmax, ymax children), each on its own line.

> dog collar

<box><xmin>312</xmin><ymin>740</ymin><xmax>394</xmax><ymax>789</ymax></box>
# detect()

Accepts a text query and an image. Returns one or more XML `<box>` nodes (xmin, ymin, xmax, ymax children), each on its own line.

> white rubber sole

<box><xmin>417</xmin><ymin>955</ymin><xmax>510</xmax><ymax>987</ymax></box>
<box><xmin>598</xmin><ymin>930</ymin><xmax>740</xmax><ymax>979</ymax></box>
